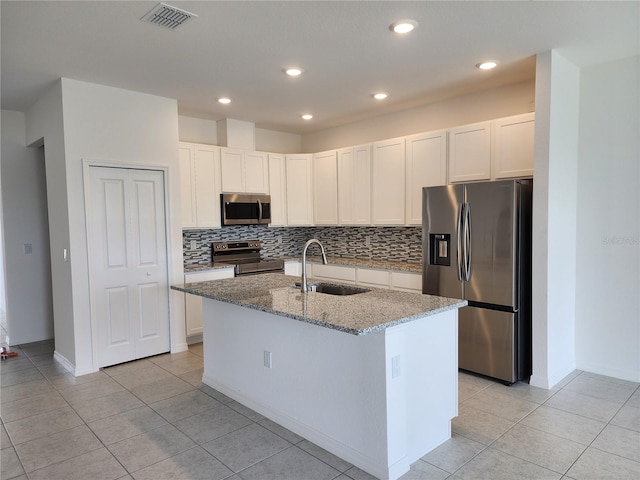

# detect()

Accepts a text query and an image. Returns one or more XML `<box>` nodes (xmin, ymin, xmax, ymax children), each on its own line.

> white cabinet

<box><xmin>338</xmin><ymin>145</ymin><xmax>371</xmax><ymax>225</ymax></box>
<box><xmin>492</xmin><ymin>112</ymin><xmax>535</xmax><ymax>179</ymax></box>
<box><xmin>371</xmin><ymin>137</ymin><xmax>406</xmax><ymax>225</ymax></box>
<box><xmin>179</xmin><ymin>142</ymin><xmax>221</xmax><ymax>229</ymax></box>
<box><xmin>284</xmin><ymin>260</ymin><xmax>301</xmax><ymax>277</ymax></box>
<box><xmin>285</xmin><ymin>154</ymin><xmax>313</xmax><ymax>226</ymax></box>
<box><xmin>268</xmin><ymin>153</ymin><xmax>287</xmax><ymax>226</ymax></box>
<box><xmin>313</xmin><ymin>150</ymin><xmax>338</xmax><ymax>225</ymax></box>
<box><xmin>448</xmin><ymin>121</ymin><xmax>492</xmax><ymax>183</ymax></box>
<box><xmin>390</xmin><ymin>271</ymin><xmax>422</xmax><ymax>293</ymax></box>
<box><xmin>356</xmin><ymin>268</ymin><xmax>390</xmax><ymax>289</ymax></box>
<box><xmin>184</xmin><ymin>268</ymin><xmax>235</xmax><ymax>341</ymax></box>
<box><xmin>220</xmin><ymin>147</ymin><xmax>269</xmax><ymax>194</ymax></box>
<box><xmin>309</xmin><ymin>263</ymin><xmax>356</xmax><ymax>284</ymax></box>
<box><xmin>405</xmin><ymin>131</ymin><xmax>448</xmax><ymax>225</ymax></box>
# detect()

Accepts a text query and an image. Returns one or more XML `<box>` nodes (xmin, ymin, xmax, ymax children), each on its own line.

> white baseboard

<box><xmin>53</xmin><ymin>350</ymin><xmax>78</xmax><ymax>376</ymax></box>
<box><xmin>186</xmin><ymin>333</ymin><xmax>203</xmax><ymax>345</ymax></box>
<box><xmin>171</xmin><ymin>342</ymin><xmax>189</xmax><ymax>354</ymax></box>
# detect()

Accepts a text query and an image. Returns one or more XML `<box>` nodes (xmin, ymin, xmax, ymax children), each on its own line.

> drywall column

<box><xmin>530</xmin><ymin>51</ymin><xmax>580</xmax><ymax>389</ymax></box>
<box><xmin>1</xmin><ymin>110</ymin><xmax>54</xmax><ymax>344</ymax></box>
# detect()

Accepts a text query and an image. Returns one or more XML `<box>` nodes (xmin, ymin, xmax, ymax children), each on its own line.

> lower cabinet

<box><xmin>184</xmin><ymin>268</ymin><xmax>235</xmax><ymax>342</ymax></box>
<box><xmin>284</xmin><ymin>260</ymin><xmax>422</xmax><ymax>293</ymax></box>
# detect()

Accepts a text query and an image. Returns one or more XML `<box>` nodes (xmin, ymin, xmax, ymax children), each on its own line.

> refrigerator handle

<box><xmin>456</xmin><ymin>203</ymin><xmax>464</xmax><ymax>281</ymax></box>
<box><xmin>464</xmin><ymin>202</ymin><xmax>472</xmax><ymax>281</ymax></box>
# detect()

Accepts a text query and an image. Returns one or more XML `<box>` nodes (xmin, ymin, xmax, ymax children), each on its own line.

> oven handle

<box><xmin>257</xmin><ymin>199</ymin><xmax>263</xmax><ymax>224</ymax></box>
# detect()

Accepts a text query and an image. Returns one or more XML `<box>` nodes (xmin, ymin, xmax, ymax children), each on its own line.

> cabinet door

<box><xmin>220</xmin><ymin>148</ymin><xmax>245</xmax><ymax>192</ymax></box>
<box><xmin>179</xmin><ymin>143</ymin><xmax>196</xmax><ymax>228</ymax></box>
<box><xmin>313</xmin><ymin>150</ymin><xmax>338</xmax><ymax>225</ymax></box>
<box><xmin>193</xmin><ymin>144</ymin><xmax>220</xmax><ymax>228</ymax></box>
<box><xmin>268</xmin><ymin>154</ymin><xmax>287</xmax><ymax>226</ymax></box>
<box><xmin>372</xmin><ymin>137</ymin><xmax>406</xmax><ymax>225</ymax></box>
<box><xmin>338</xmin><ymin>145</ymin><xmax>371</xmax><ymax>225</ymax></box>
<box><xmin>405</xmin><ymin>131</ymin><xmax>447</xmax><ymax>225</ymax></box>
<box><xmin>448</xmin><ymin>122</ymin><xmax>492</xmax><ymax>183</ymax></box>
<box><xmin>493</xmin><ymin>113</ymin><xmax>535</xmax><ymax>179</ymax></box>
<box><xmin>244</xmin><ymin>150</ymin><xmax>269</xmax><ymax>193</ymax></box>
<box><xmin>285</xmin><ymin>154</ymin><xmax>313</xmax><ymax>225</ymax></box>
<box><xmin>390</xmin><ymin>271</ymin><xmax>422</xmax><ymax>292</ymax></box>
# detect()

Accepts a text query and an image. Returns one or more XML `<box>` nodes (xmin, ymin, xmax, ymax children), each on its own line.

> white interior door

<box><xmin>89</xmin><ymin>166</ymin><xmax>170</xmax><ymax>368</ymax></box>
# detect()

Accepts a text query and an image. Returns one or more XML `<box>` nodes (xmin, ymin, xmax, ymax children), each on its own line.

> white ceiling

<box><xmin>2</xmin><ymin>1</ymin><xmax>638</xmax><ymax>134</ymax></box>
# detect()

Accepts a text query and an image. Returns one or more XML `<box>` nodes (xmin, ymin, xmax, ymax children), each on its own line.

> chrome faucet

<box><xmin>301</xmin><ymin>239</ymin><xmax>328</xmax><ymax>293</ymax></box>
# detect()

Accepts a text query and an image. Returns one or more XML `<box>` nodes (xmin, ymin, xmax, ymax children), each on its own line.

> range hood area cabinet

<box><xmin>220</xmin><ymin>147</ymin><xmax>269</xmax><ymax>194</ymax></box>
<box><xmin>179</xmin><ymin>142</ymin><xmax>222</xmax><ymax>229</ymax></box>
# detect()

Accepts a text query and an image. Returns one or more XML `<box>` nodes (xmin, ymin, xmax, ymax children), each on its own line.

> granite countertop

<box><xmin>184</xmin><ymin>256</ymin><xmax>422</xmax><ymax>274</ymax></box>
<box><xmin>171</xmin><ymin>273</ymin><xmax>466</xmax><ymax>335</ymax></box>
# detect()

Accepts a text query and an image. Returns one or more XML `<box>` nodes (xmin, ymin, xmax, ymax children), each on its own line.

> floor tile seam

<box><xmin>4</xmin><ymin>410</ymin><xmax>87</xmax><ymax>447</ymax></box>
<box><xmin>170</xmin><ymin>410</ymin><xmax>258</xmax><ymax>445</ymax></box>
<box><xmin>201</xmin><ymin>436</ymin><xmax>292</xmax><ymax>476</ymax></box>
<box><xmin>587</xmin><ymin>443</ymin><xmax>640</xmax><ymax>464</ymax></box>
<box><xmin>115</xmin><ymin>435</ymin><xmax>199</xmax><ymax>476</ymax></box>
<box><xmin>18</xmin><ymin>444</ymin><xmax>108</xmax><ymax>477</ymax></box>
<box><xmin>560</xmin><ymin>386</ymin><xmax>636</xmax><ymax>406</ymax></box>
<box><xmin>514</xmin><ymin>403</ymin><xmax>608</xmax><ymax>447</ymax></box>
<box><xmin>458</xmin><ymin>400</ymin><xmax>538</xmax><ymax>424</ymax></box>
<box><xmin>257</xmin><ymin>419</ymin><xmax>305</xmax><ymax>446</ymax></box>
<box><xmin>233</xmin><ymin>443</ymin><xmax>343</xmax><ymax>479</ymax></box>
<box><xmin>483</xmin><ymin>439</ymin><xmax>587</xmax><ymax>476</ymax></box>
<box><xmin>296</xmin><ymin>441</ymin><xmax>354</xmax><ymax>473</ymax></box>
<box><xmin>448</xmin><ymin>402</ymin><xmax>549</xmax><ymax>476</ymax></box>
<box><xmin>2</xmin><ymin>444</ymin><xmax>28</xmax><ymax>479</ymax></box>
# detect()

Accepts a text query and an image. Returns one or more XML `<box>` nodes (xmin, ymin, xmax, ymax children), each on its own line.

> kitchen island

<box><xmin>172</xmin><ymin>273</ymin><xmax>466</xmax><ymax>480</ymax></box>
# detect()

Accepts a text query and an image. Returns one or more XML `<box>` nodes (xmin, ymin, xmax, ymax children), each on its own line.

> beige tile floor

<box><xmin>1</xmin><ymin>335</ymin><xmax>638</xmax><ymax>480</ymax></box>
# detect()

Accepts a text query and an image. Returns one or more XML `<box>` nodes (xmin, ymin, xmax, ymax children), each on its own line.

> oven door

<box><xmin>221</xmin><ymin>194</ymin><xmax>271</xmax><ymax>225</ymax></box>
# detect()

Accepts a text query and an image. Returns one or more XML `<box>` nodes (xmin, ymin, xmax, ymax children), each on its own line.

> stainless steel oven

<box><xmin>212</xmin><ymin>240</ymin><xmax>284</xmax><ymax>275</ymax></box>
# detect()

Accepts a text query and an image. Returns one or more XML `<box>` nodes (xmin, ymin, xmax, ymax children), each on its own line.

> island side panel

<box><xmin>201</xmin><ymin>298</ymin><xmax>395</xmax><ymax>478</ymax></box>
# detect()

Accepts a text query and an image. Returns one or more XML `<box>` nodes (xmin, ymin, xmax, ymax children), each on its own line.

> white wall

<box><xmin>26</xmin><ymin>79</ymin><xmax>186</xmax><ymax>375</ymax></box>
<box><xmin>178</xmin><ymin>115</ymin><xmax>303</xmax><ymax>153</ymax></box>
<box><xmin>530</xmin><ymin>51</ymin><xmax>581</xmax><ymax>389</ymax></box>
<box><xmin>1</xmin><ymin>110</ymin><xmax>54</xmax><ymax>344</ymax></box>
<box><xmin>302</xmin><ymin>80</ymin><xmax>535</xmax><ymax>152</ymax></box>
<box><xmin>575</xmin><ymin>55</ymin><xmax>640</xmax><ymax>382</ymax></box>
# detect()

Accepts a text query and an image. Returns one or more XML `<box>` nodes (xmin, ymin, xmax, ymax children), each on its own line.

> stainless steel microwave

<box><xmin>221</xmin><ymin>193</ymin><xmax>271</xmax><ymax>226</ymax></box>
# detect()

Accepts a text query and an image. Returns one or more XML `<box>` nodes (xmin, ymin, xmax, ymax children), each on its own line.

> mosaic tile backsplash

<box><xmin>183</xmin><ymin>226</ymin><xmax>423</xmax><ymax>266</ymax></box>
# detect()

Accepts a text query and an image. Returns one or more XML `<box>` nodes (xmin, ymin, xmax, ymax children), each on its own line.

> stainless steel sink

<box><xmin>293</xmin><ymin>282</ymin><xmax>370</xmax><ymax>296</ymax></box>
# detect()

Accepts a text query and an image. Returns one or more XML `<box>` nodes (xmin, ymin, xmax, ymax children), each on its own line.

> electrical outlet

<box><xmin>391</xmin><ymin>355</ymin><xmax>401</xmax><ymax>378</ymax></box>
<box><xmin>190</xmin><ymin>240</ymin><xmax>197</xmax><ymax>250</ymax></box>
<box><xmin>365</xmin><ymin>236</ymin><xmax>371</xmax><ymax>246</ymax></box>
<box><xmin>277</xmin><ymin>235</ymin><xmax>282</xmax><ymax>245</ymax></box>
<box><xmin>23</xmin><ymin>243</ymin><xmax>33</xmax><ymax>255</ymax></box>
<box><xmin>264</xmin><ymin>350</ymin><xmax>272</xmax><ymax>368</ymax></box>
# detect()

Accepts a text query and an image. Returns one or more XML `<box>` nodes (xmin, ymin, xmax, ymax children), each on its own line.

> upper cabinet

<box><xmin>371</xmin><ymin>137</ymin><xmax>406</xmax><ymax>225</ymax></box>
<box><xmin>338</xmin><ymin>144</ymin><xmax>371</xmax><ymax>225</ymax></box>
<box><xmin>285</xmin><ymin>154</ymin><xmax>313</xmax><ymax>226</ymax></box>
<box><xmin>268</xmin><ymin>153</ymin><xmax>287</xmax><ymax>227</ymax></box>
<box><xmin>492</xmin><ymin>112</ymin><xmax>535</xmax><ymax>179</ymax></box>
<box><xmin>179</xmin><ymin>142</ymin><xmax>221</xmax><ymax>229</ymax></box>
<box><xmin>220</xmin><ymin>147</ymin><xmax>269</xmax><ymax>194</ymax></box>
<box><xmin>448</xmin><ymin>121</ymin><xmax>492</xmax><ymax>183</ymax></box>
<box><xmin>313</xmin><ymin>150</ymin><xmax>338</xmax><ymax>225</ymax></box>
<box><xmin>405</xmin><ymin>131</ymin><xmax>448</xmax><ymax>225</ymax></box>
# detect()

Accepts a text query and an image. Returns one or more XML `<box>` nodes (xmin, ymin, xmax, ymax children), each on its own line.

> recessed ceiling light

<box><xmin>301</xmin><ymin>114</ymin><xmax>313</xmax><ymax>120</ymax></box>
<box><xmin>284</xmin><ymin>67</ymin><xmax>304</xmax><ymax>77</ymax></box>
<box><xmin>218</xmin><ymin>97</ymin><xmax>231</xmax><ymax>104</ymax></box>
<box><xmin>372</xmin><ymin>92</ymin><xmax>388</xmax><ymax>100</ymax></box>
<box><xmin>476</xmin><ymin>61</ymin><xmax>498</xmax><ymax>70</ymax></box>
<box><xmin>389</xmin><ymin>20</ymin><xmax>418</xmax><ymax>34</ymax></box>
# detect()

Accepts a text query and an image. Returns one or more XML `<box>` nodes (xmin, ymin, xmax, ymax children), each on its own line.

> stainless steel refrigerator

<box><xmin>422</xmin><ymin>179</ymin><xmax>532</xmax><ymax>384</ymax></box>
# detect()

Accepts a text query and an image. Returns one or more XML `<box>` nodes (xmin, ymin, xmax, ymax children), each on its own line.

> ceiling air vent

<box><xmin>141</xmin><ymin>2</ymin><xmax>197</xmax><ymax>30</ymax></box>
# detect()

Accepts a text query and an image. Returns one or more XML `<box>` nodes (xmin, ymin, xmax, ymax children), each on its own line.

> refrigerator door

<box><xmin>422</xmin><ymin>185</ymin><xmax>464</xmax><ymax>299</ymax></box>
<box><xmin>464</xmin><ymin>180</ymin><xmax>517</xmax><ymax>308</ymax></box>
<box><xmin>458</xmin><ymin>306</ymin><xmax>516</xmax><ymax>383</ymax></box>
